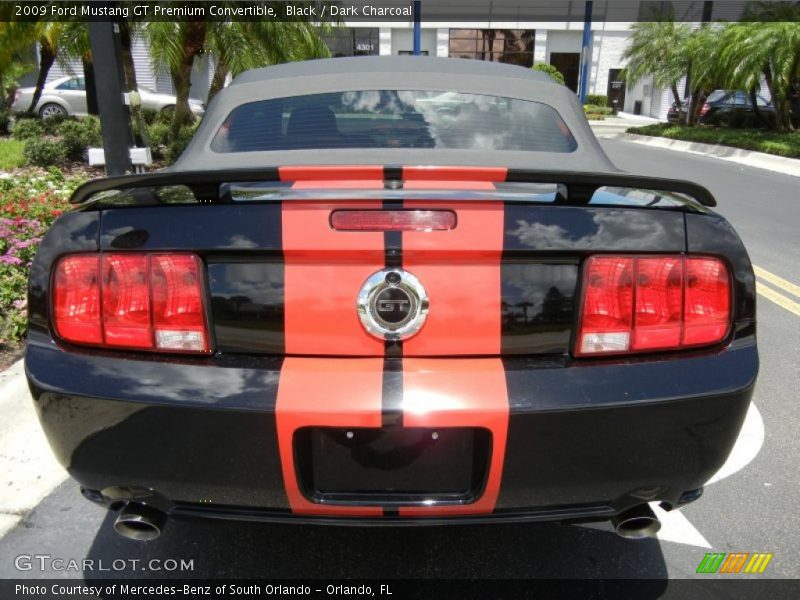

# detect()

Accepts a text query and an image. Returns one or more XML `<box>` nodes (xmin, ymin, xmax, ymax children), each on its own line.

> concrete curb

<box><xmin>0</xmin><ymin>358</ymin><xmax>67</xmax><ymax>539</ymax></box>
<box><xmin>601</xmin><ymin>132</ymin><xmax>800</xmax><ymax>178</ymax></box>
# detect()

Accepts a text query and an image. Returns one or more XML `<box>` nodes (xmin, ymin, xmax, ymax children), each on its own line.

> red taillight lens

<box><xmin>54</xmin><ymin>255</ymin><xmax>102</xmax><ymax>345</ymax></box>
<box><xmin>151</xmin><ymin>254</ymin><xmax>208</xmax><ymax>352</ymax></box>
<box><xmin>576</xmin><ymin>255</ymin><xmax>730</xmax><ymax>356</ymax></box>
<box><xmin>633</xmin><ymin>256</ymin><xmax>683</xmax><ymax>350</ymax></box>
<box><xmin>102</xmin><ymin>254</ymin><xmax>151</xmax><ymax>348</ymax></box>
<box><xmin>684</xmin><ymin>257</ymin><xmax>730</xmax><ymax>346</ymax></box>
<box><xmin>53</xmin><ymin>253</ymin><xmax>210</xmax><ymax>354</ymax></box>
<box><xmin>579</xmin><ymin>256</ymin><xmax>634</xmax><ymax>354</ymax></box>
<box><xmin>330</xmin><ymin>210</ymin><xmax>457</xmax><ymax>231</ymax></box>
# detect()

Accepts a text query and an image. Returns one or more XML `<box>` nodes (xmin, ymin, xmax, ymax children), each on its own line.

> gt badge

<box><xmin>357</xmin><ymin>269</ymin><xmax>429</xmax><ymax>341</ymax></box>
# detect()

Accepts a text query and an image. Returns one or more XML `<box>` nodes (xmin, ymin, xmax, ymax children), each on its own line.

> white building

<box><xmin>42</xmin><ymin>1</ymin><xmax>741</xmax><ymax>121</ymax></box>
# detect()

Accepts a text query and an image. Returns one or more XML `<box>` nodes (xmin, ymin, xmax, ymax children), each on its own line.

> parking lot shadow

<box><xmin>84</xmin><ymin>508</ymin><xmax>669</xmax><ymax>583</ymax></box>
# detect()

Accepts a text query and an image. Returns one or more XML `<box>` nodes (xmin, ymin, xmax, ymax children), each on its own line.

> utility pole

<box><xmin>413</xmin><ymin>1</ymin><xmax>421</xmax><ymax>55</ymax></box>
<box><xmin>87</xmin><ymin>21</ymin><xmax>133</xmax><ymax>176</ymax></box>
<box><xmin>579</xmin><ymin>1</ymin><xmax>593</xmax><ymax>104</ymax></box>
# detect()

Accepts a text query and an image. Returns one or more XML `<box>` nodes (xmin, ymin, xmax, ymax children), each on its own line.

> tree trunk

<box><xmin>207</xmin><ymin>58</ymin><xmax>228</xmax><ymax>104</ymax></box>
<box><xmin>748</xmin><ymin>88</ymin><xmax>771</xmax><ymax>130</ymax></box>
<box><xmin>758</xmin><ymin>65</ymin><xmax>788</xmax><ymax>132</ymax></box>
<box><xmin>118</xmin><ymin>22</ymin><xmax>138</xmax><ymax>90</ymax></box>
<box><xmin>670</xmin><ymin>84</ymin><xmax>682</xmax><ymax>110</ymax></box>
<box><xmin>170</xmin><ymin>22</ymin><xmax>207</xmax><ymax>139</ymax></box>
<box><xmin>776</xmin><ymin>99</ymin><xmax>793</xmax><ymax>133</ymax></box>
<box><xmin>686</xmin><ymin>89</ymin><xmax>696</xmax><ymax>125</ymax></box>
<box><xmin>26</xmin><ymin>43</ymin><xmax>56</xmax><ymax>115</ymax></box>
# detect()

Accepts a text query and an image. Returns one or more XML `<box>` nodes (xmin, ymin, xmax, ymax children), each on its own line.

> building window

<box><xmin>448</xmin><ymin>29</ymin><xmax>534</xmax><ymax>67</ymax></box>
<box><xmin>324</xmin><ymin>28</ymin><xmax>380</xmax><ymax>57</ymax></box>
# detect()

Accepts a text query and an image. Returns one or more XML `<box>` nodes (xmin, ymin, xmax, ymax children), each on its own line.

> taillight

<box><xmin>699</xmin><ymin>103</ymin><xmax>710</xmax><ymax>116</ymax></box>
<box><xmin>331</xmin><ymin>210</ymin><xmax>457</xmax><ymax>231</ymax></box>
<box><xmin>53</xmin><ymin>253</ymin><xmax>211</xmax><ymax>353</ymax></box>
<box><xmin>54</xmin><ymin>256</ymin><xmax>102</xmax><ymax>345</ymax></box>
<box><xmin>576</xmin><ymin>255</ymin><xmax>730</xmax><ymax>356</ymax></box>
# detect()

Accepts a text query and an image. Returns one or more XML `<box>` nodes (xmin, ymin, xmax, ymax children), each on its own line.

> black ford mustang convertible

<box><xmin>26</xmin><ymin>57</ymin><xmax>757</xmax><ymax>541</ymax></box>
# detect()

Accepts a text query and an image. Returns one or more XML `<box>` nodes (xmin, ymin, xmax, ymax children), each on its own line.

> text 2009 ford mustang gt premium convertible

<box><xmin>26</xmin><ymin>57</ymin><xmax>757</xmax><ymax>541</ymax></box>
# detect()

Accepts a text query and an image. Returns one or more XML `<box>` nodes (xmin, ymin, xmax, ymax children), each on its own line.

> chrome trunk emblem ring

<box><xmin>357</xmin><ymin>269</ymin><xmax>429</xmax><ymax>341</ymax></box>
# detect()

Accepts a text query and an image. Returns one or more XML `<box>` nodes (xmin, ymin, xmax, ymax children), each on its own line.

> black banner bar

<box><xmin>3</xmin><ymin>1</ymin><xmax>797</xmax><ymax>23</ymax></box>
<box><xmin>3</xmin><ymin>578</ymin><xmax>800</xmax><ymax>600</ymax></box>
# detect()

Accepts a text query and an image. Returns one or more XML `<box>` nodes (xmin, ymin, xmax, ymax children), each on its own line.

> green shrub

<box><xmin>57</xmin><ymin>118</ymin><xmax>102</xmax><ymax>160</ymax></box>
<box><xmin>41</xmin><ymin>113</ymin><xmax>72</xmax><ymax>135</ymax></box>
<box><xmin>585</xmin><ymin>94</ymin><xmax>608</xmax><ymax>107</ymax></box>
<box><xmin>531</xmin><ymin>63</ymin><xmax>565</xmax><ymax>85</ymax></box>
<box><xmin>80</xmin><ymin>115</ymin><xmax>102</xmax><ymax>146</ymax></box>
<box><xmin>12</xmin><ymin>118</ymin><xmax>44</xmax><ymax>141</ymax></box>
<box><xmin>625</xmin><ymin>123</ymin><xmax>800</xmax><ymax>158</ymax></box>
<box><xmin>584</xmin><ymin>105</ymin><xmax>614</xmax><ymax>115</ymax></box>
<box><xmin>146</xmin><ymin>122</ymin><xmax>171</xmax><ymax>159</ymax></box>
<box><xmin>23</xmin><ymin>137</ymin><xmax>67</xmax><ymax>167</ymax></box>
<box><xmin>155</xmin><ymin>106</ymin><xmax>175</xmax><ymax>125</ymax></box>
<box><xmin>166</xmin><ymin>123</ymin><xmax>198</xmax><ymax>164</ymax></box>
<box><xmin>0</xmin><ymin>110</ymin><xmax>10</xmax><ymax>136</ymax></box>
<box><xmin>141</xmin><ymin>108</ymin><xmax>159</xmax><ymax>125</ymax></box>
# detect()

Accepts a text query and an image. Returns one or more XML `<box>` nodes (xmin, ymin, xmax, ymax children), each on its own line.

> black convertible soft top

<box><xmin>174</xmin><ymin>56</ymin><xmax>617</xmax><ymax>173</ymax></box>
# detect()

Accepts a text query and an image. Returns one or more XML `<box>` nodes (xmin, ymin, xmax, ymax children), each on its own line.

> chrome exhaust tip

<box><xmin>612</xmin><ymin>504</ymin><xmax>661</xmax><ymax>539</ymax></box>
<box><xmin>113</xmin><ymin>503</ymin><xmax>165</xmax><ymax>541</ymax></box>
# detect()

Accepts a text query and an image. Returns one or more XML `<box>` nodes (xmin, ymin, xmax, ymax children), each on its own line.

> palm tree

<box><xmin>0</xmin><ymin>22</ymin><xmax>64</xmax><ymax>115</ymax></box>
<box><xmin>146</xmin><ymin>21</ymin><xmax>208</xmax><ymax>136</ymax></box>
<box><xmin>147</xmin><ymin>15</ymin><xmax>331</xmax><ymax>138</ymax></box>
<box><xmin>206</xmin><ymin>21</ymin><xmax>331</xmax><ymax>103</ymax></box>
<box><xmin>0</xmin><ymin>24</ymin><xmax>33</xmax><ymax>110</ymax></box>
<box><xmin>622</xmin><ymin>17</ymin><xmax>692</xmax><ymax>109</ymax></box>
<box><xmin>684</xmin><ymin>24</ymin><xmax>727</xmax><ymax>125</ymax></box>
<box><xmin>718</xmin><ymin>5</ymin><xmax>800</xmax><ymax>132</ymax></box>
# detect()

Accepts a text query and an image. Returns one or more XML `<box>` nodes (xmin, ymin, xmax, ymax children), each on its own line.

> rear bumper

<box><xmin>26</xmin><ymin>331</ymin><xmax>757</xmax><ymax>524</ymax></box>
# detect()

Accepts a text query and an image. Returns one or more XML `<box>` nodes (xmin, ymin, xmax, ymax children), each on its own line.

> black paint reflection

<box><xmin>208</xmin><ymin>262</ymin><xmax>285</xmax><ymax>353</ymax></box>
<box><xmin>501</xmin><ymin>263</ymin><xmax>577</xmax><ymax>354</ymax></box>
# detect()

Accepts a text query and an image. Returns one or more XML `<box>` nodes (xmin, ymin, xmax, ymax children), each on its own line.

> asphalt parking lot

<box><xmin>0</xmin><ymin>136</ymin><xmax>798</xmax><ymax>583</ymax></box>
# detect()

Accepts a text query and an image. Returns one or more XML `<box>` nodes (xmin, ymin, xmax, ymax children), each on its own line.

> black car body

<box><xmin>667</xmin><ymin>90</ymin><xmax>775</xmax><ymax>125</ymax></box>
<box><xmin>26</xmin><ymin>58</ymin><xmax>757</xmax><ymax>540</ymax></box>
<box><xmin>698</xmin><ymin>90</ymin><xmax>774</xmax><ymax>125</ymax></box>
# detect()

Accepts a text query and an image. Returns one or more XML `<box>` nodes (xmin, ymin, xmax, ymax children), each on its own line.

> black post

<box><xmin>83</xmin><ymin>58</ymin><xmax>98</xmax><ymax>115</ymax></box>
<box><xmin>87</xmin><ymin>21</ymin><xmax>133</xmax><ymax>176</ymax></box>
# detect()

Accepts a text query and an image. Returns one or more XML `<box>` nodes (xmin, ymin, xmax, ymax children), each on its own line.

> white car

<box><xmin>11</xmin><ymin>76</ymin><xmax>205</xmax><ymax>118</ymax></box>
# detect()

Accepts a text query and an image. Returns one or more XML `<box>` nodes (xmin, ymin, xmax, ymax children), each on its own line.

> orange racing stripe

<box><xmin>278</xmin><ymin>166</ymin><xmax>509</xmax><ymax>517</ymax></box>
<box><xmin>276</xmin><ymin>358</ymin><xmax>384</xmax><ymax>516</ymax></box>
<box><xmin>400</xmin><ymin>358</ymin><xmax>509</xmax><ymax>516</ymax></box>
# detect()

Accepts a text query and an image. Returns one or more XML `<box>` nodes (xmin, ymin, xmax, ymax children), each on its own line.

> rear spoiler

<box><xmin>70</xmin><ymin>166</ymin><xmax>716</xmax><ymax>208</ymax></box>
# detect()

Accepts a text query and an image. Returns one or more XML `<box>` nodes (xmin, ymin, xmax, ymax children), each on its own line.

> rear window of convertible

<box><xmin>210</xmin><ymin>90</ymin><xmax>577</xmax><ymax>153</ymax></box>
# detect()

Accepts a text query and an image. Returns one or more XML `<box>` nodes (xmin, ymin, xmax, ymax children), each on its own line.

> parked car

<box><xmin>698</xmin><ymin>90</ymin><xmax>775</xmax><ymax>124</ymax></box>
<box><xmin>11</xmin><ymin>76</ymin><xmax>205</xmax><ymax>118</ymax></box>
<box><xmin>666</xmin><ymin>99</ymin><xmax>689</xmax><ymax>124</ymax></box>
<box><xmin>27</xmin><ymin>57</ymin><xmax>756</xmax><ymax>541</ymax></box>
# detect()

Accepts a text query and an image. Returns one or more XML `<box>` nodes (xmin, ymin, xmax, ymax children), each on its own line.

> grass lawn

<box><xmin>625</xmin><ymin>123</ymin><xmax>800</xmax><ymax>159</ymax></box>
<box><xmin>0</xmin><ymin>138</ymin><xmax>25</xmax><ymax>170</ymax></box>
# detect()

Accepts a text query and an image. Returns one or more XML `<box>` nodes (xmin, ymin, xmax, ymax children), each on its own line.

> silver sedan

<box><xmin>11</xmin><ymin>76</ymin><xmax>205</xmax><ymax>118</ymax></box>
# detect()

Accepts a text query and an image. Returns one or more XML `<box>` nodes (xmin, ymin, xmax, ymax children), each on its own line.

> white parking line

<box><xmin>583</xmin><ymin>403</ymin><xmax>764</xmax><ymax>548</ymax></box>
